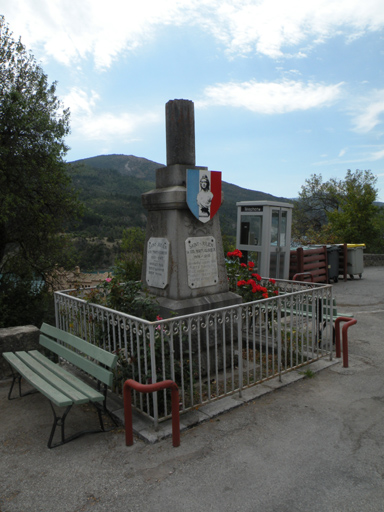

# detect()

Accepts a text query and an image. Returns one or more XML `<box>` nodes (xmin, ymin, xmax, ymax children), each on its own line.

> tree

<box><xmin>114</xmin><ymin>227</ymin><xmax>146</xmax><ymax>281</ymax></box>
<box><xmin>292</xmin><ymin>174</ymin><xmax>340</xmax><ymax>244</ymax></box>
<box><xmin>327</xmin><ymin>170</ymin><xmax>383</xmax><ymax>253</ymax></box>
<box><xmin>292</xmin><ymin>170</ymin><xmax>384</xmax><ymax>252</ymax></box>
<box><xmin>0</xmin><ymin>17</ymin><xmax>82</xmax><ymax>325</ymax></box>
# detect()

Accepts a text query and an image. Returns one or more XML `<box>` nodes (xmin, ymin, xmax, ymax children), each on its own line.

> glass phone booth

<box><xmin>236</xmin><ymin>201</ymin><xmax>293</xmax><ymax>279</ymax></box>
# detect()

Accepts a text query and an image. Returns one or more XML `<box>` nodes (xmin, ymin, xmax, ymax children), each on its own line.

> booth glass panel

<box><xmin>271</xmin><ymin>211</ymin><xmax>279</xmax><ymax>245</ymax></box>
<box><xmin>269</xmin><ymin>251</ymin><xmax>286</xmax><ymax>279</ymax></box>
<box><xmin>280</xmin><ymin>211</ymin><xmax>287</xmax><ymax>247</ymax></box>
<box><xmin>240</xmin><ymin>215</ymin><xmax>262</xmax><ymax>247</ymax></box>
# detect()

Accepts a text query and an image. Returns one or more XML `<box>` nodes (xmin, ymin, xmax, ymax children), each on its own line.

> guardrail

<box><xmin>54</xmin><ymin>278</ymin><xmax>334</xmax><ymax>429</ymax></box>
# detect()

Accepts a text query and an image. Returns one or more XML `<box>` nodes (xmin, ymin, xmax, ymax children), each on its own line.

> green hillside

<box><xmin>67</xmin><ymin>154</ymin><xmax>290</xmax><ymax>269</ymax></box>
<box><xmin>68</xmin><ymin>154</ymin><xmax>288</xmax><ymax>238</ymax></box>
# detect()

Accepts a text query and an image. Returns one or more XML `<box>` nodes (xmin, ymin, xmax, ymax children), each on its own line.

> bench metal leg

<box><xmin>48</xmin><ymin>402</ymin><xmax>73</xmax><ymax>448</ymax></box>
<box><xmin>6</xmin><ymin>368</ymin><xmax>38</xmax><ymax>401</ymax></box>
<box><xmin>47</xmin><ymin>400</ymin><xmax>118</xmax><ymax>449</ymax></box>
<box><xmin>97</xmin><ymin>381</ymin><xmax>119</xmax><ymax>428</ymax></box>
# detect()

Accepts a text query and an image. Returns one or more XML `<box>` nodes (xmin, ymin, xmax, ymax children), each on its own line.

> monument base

<box><xmin>156</xmin><ymin>291</ymin><xmax>242</xmax><ymax>318</ymax></box>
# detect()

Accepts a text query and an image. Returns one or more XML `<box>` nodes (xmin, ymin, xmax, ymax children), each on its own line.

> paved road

<box><xmin>1</xmin><ymin>266</ymin><xmax>383</xmax><ymax>512</ymax></box>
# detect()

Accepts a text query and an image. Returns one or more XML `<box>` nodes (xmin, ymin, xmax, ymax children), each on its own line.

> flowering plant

<box><xmin>226</xmin><ymin>250</ymin><xmax>279</xmax><ymax>303</ymax></box>
<box><xmin>85</xmin><ymin>276</ymin><xmax>158</xmax><ymax>321</ymax></box>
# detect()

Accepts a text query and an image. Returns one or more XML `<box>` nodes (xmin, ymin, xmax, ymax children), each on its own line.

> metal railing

<box><xmin>54</xmin><ymin>278</ymin><xmax>333</xmax><ymax>429</ymax></box>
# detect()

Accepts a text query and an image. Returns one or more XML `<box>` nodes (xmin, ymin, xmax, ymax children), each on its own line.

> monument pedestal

<box><xmin>142</xmin><ymin>164</ymin><xmax>241</xmax><ymax>318</ymax></box>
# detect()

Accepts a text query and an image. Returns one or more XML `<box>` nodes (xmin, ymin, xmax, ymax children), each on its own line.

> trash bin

<box><xmin>326</xmin><ymin>245</ymin><xmax>340</xmax><ymax>283</ymax></box>
<box><xmin>345</xmin><ymin>244</ymin><xmax>365</xmax><ymax>279</ymax></box>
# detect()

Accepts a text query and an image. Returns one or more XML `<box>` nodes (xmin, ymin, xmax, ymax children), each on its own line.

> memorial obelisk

<box><xmin>141</xmin><ymin>99</ymin><xmax>241</xmax><ymax>317</ymax></box>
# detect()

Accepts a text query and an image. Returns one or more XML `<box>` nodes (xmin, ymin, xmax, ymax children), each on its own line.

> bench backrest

<box><xmin>39</xmin><ymin>323</ymin><xmax>118</xmax><ymax>387</ymax></box>
<box><xmin>302</xmin><ymin>297</ymin><xmax>338</xmax><ymax>319</ymax></box>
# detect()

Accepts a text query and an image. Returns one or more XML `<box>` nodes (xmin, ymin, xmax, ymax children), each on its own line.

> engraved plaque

<box><xmin>185</xmin><ymin>236</ymin><xmax>218</xmax><ymax>289</ymax></box>
<box><xmin>146</xmin><ymin>238</ymin><xmax>170</xmax><ymax>289</ymax></box>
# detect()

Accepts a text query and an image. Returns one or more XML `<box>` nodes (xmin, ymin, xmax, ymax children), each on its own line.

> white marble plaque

<box><xmin>185</xmin><ymin>236</ymin><xmax>218</xmax><ymax>289</ymax></box>
<box><xmin>146</xmin><ymin>238</ymin><xmax>170</xmax><ymax>289</ymax></box>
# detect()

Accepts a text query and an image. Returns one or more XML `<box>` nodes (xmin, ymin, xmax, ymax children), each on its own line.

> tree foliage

<box><xmin>292</xmin><ymin>174</ymin><xmax>339</xmax><ymax>242</ymax></box>
<box><xmin>292</xmin><ymin>170</ymin><xmax>384</xmax><ymax>252</ymax></box>
<box><xmin>0</xmin><ymin>16</ymin><xmax>82</xmax><ymax>280</ymax></box>
<box><xmin>327</xmin><ymin>170</ymin><xmax>383</xmax><ymax>252</ymax></box>
<box><xmin>114</xmin><ymin>227</ymin><xmax>146</xmax><ymax>282</ymax></box>
<box><xmin>0</xmin><ymin>17</ymin><xmax>83</xmax><ymax>326</ymax></box>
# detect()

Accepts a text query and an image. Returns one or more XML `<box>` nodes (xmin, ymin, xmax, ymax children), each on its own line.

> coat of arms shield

<box><xmin>186</xmin><ymin>169</ymin><xmax>222</xmax><ymax>223</ymax></box>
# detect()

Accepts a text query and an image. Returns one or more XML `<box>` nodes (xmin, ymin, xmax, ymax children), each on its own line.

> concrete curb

<box><xmin>110</xmin><ymin>355</ymin><xmax>341</xmax><ymax>444</ymax></box>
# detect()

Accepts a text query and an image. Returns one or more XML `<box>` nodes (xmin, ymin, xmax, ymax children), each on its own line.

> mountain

<box><xmin>71</xmin><ymin>154</ymin><xmax>164</xmax><ymax>180</ymax></box>
<box><xmin>67</xmin><ymin>154</ymin><xmax>290</xmax><ymax>240</ymax></box>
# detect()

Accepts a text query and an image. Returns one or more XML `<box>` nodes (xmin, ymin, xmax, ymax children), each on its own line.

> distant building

<box><xmin>48</xmin><ymin>266</ymin><xmax>110</xmax><ymax>291</ymax></box>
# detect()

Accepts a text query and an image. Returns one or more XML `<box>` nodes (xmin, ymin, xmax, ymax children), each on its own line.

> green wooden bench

<box><xmin>3</xmin><ymin>323</ymin><xmax>118</xmax><ymax>448</ymax></box>
<box><xmin>280</xmin><ymin>296</ymin><xmax>353</xmax><ymax>322</ymax></box>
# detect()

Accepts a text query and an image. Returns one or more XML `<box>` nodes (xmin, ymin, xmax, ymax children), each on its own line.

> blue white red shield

<box><xmin>186</xmin><ymin>169</ymin><xmax>222</xmax><ymax>223</ymax></box>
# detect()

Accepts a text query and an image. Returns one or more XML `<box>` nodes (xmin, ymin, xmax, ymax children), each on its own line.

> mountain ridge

<box><xmin>69</xmin><ymin>153</ymin><xmax>290</xmax><ymax>201</ymax></box>
<box><xmin>67</xmin><ymin>154</ymin><xmax>291</xmax><ymax>243</ymax></box>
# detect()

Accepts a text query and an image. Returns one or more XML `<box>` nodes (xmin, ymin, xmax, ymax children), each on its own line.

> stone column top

<box><xmin>166</xmin><ymin>99</ymin><xmax>196</xmax><ymax>166</ymax></box>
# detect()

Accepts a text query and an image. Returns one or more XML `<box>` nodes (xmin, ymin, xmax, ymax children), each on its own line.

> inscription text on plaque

<box><xmin>146</xmin><ymin>238</ymin><xmax>170</xmax><ymax>289</ymax></box>
<box><xmin>185</xmin><ymin>236</ymin><xmax>218</xmax><ymax>289</ymax></box>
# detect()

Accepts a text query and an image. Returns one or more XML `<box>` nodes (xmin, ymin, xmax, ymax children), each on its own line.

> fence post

<box><xmin>277</xmin><ymin>297</ymin><xmax>282</xmax><ymax>382</ymax></box>
<box><xmin>237</xmin><ymin>306</ymin><xmax>243</xmax><ymax>397</ymax></box>
<box><xmin>148</xmin><ymin>324</ymin><xmax>158</xmax><ymax>430</ymax></box>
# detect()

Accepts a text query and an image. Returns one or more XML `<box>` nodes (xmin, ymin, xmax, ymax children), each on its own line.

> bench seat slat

<box><xmin>28</xmin><ymin>350</ymin><xmax>104</xmax><ymax>402</ymax></box>
<box><xmin>3</xmin><ymin>352</ymin><xmax>73</xmax><ymax>407</ymax></box>
<box><xmin>16</xmin><ymin>352</ymin><xmax>90</xmax><ymax>405</ymax></box>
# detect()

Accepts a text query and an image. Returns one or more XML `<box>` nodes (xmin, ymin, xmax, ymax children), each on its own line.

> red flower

<box><xmin>252</xmin><ymin>273</ymin><xmax>262</xmax><ymax>281</ymax></box>
<box><xmin>237</xmin><ymin>280</ymin><xmax>246</xmax><ymax>287</ymax></box>
<box><xmin>248</xmin><ymin>261</ymin><xmax>255</xmax><ymax>269</ymax></box>
<box><xmin>262</xmin><ymin>292</ymin><xmax>269</xmax><ymax>299</ymax></box>
<box><xmin>227</xmin><ymin>249</ymin><xmax>243</xmax><ymax>259</ymax></box>
<box><xmin>240</xmin><ymin>263</ymin><xmax>247</xmax><ymax>268</ymax></box>
<box><xmin>269</xmin><ymin>278</ymin><xmax>276</xmax><ymax>284</ymax></box>
<box><xmin>273</xmin><ymin>290</ymin><xmax>279</xmax><ymax>295</ymax></box>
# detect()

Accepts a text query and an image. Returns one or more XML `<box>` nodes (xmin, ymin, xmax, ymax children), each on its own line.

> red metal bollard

<box><xmin>335</xmin><ymin>317</ymin><xmax>357</xmax><ymax>368</ymax></box>
<box><xmin>123</xmin><ymin>379</ymin><xmax>180</xmax><ymax>447</ymax></box>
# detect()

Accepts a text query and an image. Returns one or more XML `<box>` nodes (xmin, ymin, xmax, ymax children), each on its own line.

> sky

<box><xmin>2</xmin><ymin>0</ymin><xmax>384</xmax><ymax>200</ymax></box>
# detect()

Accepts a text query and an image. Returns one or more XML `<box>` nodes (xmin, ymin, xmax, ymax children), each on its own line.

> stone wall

<box><xmin>364</xmin><ymin>254</ymin><xmax>384</xmax><ymax>267</ymax></box>
<box><xmin>0</xmin><ymin>325</ymin><xmax>40</xmax><ymax>379</ymax></box>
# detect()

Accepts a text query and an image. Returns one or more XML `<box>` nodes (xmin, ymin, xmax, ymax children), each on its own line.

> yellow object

<box><xmin>346</xmin><ymin>244</ymin><xmax>366</xmax><ymax>248</ymax></box>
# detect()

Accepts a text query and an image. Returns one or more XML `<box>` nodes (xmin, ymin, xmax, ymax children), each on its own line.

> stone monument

<box><xmin>141</xmin><ymin>99</ymin><xmax>241</xmax><ymax>317</ymax></box>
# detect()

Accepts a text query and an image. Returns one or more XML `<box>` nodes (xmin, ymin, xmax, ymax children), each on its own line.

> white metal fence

<box><xmin>54</xmin><ymin>279</ymin><xmax>333</xmax><ymax>428</ymax></box>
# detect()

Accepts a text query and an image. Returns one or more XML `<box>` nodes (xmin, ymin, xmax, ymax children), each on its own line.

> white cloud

<box><xmin>370</xmin><ymin>149</ymin><xmax>384</xmax><ymax>160</ymax></box>
<box><xmin>63</xmin><ymin>87</ymin><xmax>100</xmax><ymax>116</ymax></box>
<box><xmin>351</xmin><ymin>91</ymin><xmax>384</xmax><ymax>133</ymax></box>
<box><xmin>76</xmin><ymin>111</ymin><xmax>160</xmax><ymax>141</ymax></box>
<box><xmin>3</xmin><ymin>0</ymin><xmax>384</xmax><ymax>68</ymax></box>
<box><xmin>197</xmin><ymin>79</ymin><xmax>343</xmax><ymax>114</ymax></box>
<box><xmin>63</xmin><ymin>87</ymin><xmax>161</xmax><ymax>140</ymax></box>
<box><xmin>2</xmin><ymin>0</ymin><xmax>192</xmax><ymax>69</ymax></box>
<box><xmin>338</xmin><ymin>148</ymin><xmax>347</xmax><ymax>157</ymax></box>
<box><xmin>313</xmin><ymin>145</ymin><xmax>384</xmax><ymax>166</ymax></box>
